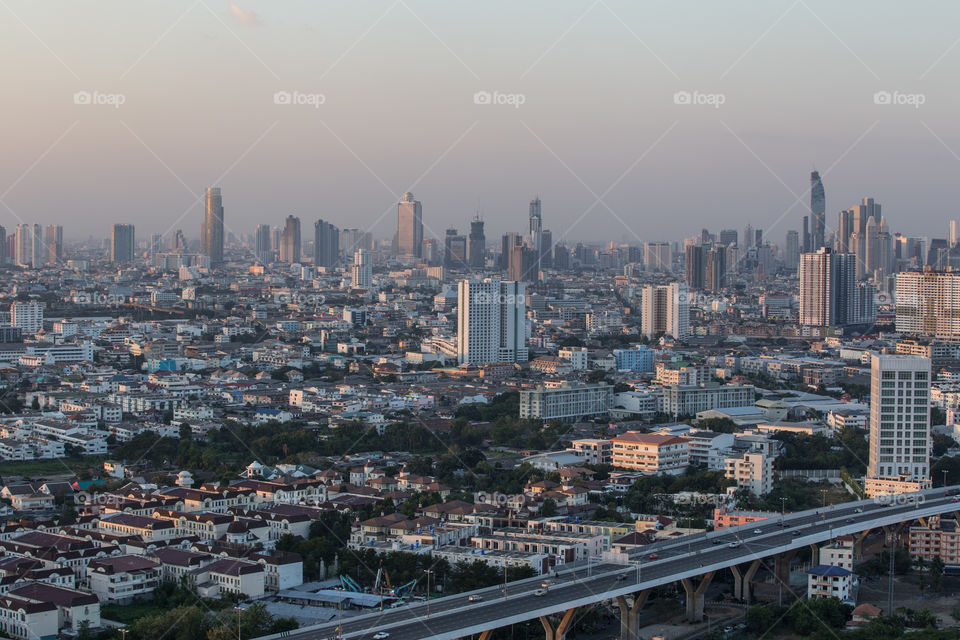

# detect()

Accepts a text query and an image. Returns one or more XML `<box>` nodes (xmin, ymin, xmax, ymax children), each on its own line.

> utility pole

<box><xmin>234</xmin><ymin>606</ymin><xmax>243</xmax><ymax>640</ymax></box>
<box><xmin>888</xmin><ymin>532</ymin><xmax>895</xmax><ymax>615</ymax></box>
<box><xmin>424</xmin><ymin>569</ymin><xmax>434</xmax><ymax>617</ymax></box>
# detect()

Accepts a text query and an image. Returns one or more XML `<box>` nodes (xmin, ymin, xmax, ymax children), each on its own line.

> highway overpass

<box><xmin>257</xmin><ymin>486</ymin><xmax>960</xmax><ymax>640</ymax></box>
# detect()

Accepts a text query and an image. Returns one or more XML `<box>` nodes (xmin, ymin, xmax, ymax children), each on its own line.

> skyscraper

<box><xmin>719</xmin><ymin>229</ymin><xmax>738</xmax><ymax>246</ymax></box>
<box><xmin>864</xmin><ymin>354</ymin><xmax>931</xmax><ymax>498</ymax></box>
<box><xmin>314</xmin><ymin>219</ymin><xmax>339</xmax><ymax>268</ymax></box>
<box><xmin>396</xmin><ymin>192</ymin><xmax>423</xmax><ymax>263</ymax></box>
<box><xmin>896</xmin><ymin>270</ymin><xmax>960</xmax><ymax>341</ymax></box>
<box><xmin>810</xmin><ymin>171</ymin><xmax>825</xmax><ymax>250</ymax></box>
<box><xmin>201</xmin><ymin>187</ymin><xmax>224</xmax><ymax>264</ymax></box>
<box><xmin>280</xmin><ymin>215</ymin><xmax>301</xmax><ymax>263</ymax></box>
<box><xmin>798</xmin><ymin>248</ymin><xmax>865</xmax><ymax>328</ymax></box>
<box><xmin>784</xmin><ymin>230</ymin><xmax>800</xmax><ymax>269</ymax></box>
<box><xmin>44</xmin><ymin>225</ymin><xmax>62</xmax><ymax>264</ymax></box>
<box><xmin>351</xmin><ymin>248</ymin><xmax>372</xmax><ymax>288</ymax></box>
<box><xmin>508</xmin><ymin>243</ymin><xmax>538</xmax><ymax>283</ymax></box>
<box><xmin>500</xmin><ymin>233</ymin><xmax>520</xmax><ymax>270</ymax></box>
<box><xmin>457</xmin><ymin>278</ymin><xmax>528</xmax><ymax>365</ymax></box>
<box><xmin>950</xmin><ymin>220</ymin><xmax>959</xmax><ymax>247</ymax></box>
<box><xmin>255</xmin><ymin>224</ymin><xmax>272</xmax><ymax>263</ymax></box>
<box><xmin>528</xmin><ymin>197</ymin><xmax>542</xmax><ymax>252</ymax></box>
<box><xmin>111</xmin><ymin>224</ymin><xmax>135</xmax><ymax>263</ymax></box>
<box><xmin>685</xmin><ymin>244</ymin><xmax>705</xmax><ymax>290</ymax></box>
<box><xmin>640</xmin><ymin>283</ymin><xmax>689</xmax><ymax>340</ymax></box>
<box><xmin>468</xmin><ymin>217</ymin><xmax>485</xmax><ymax>269</ymax></box>
<box><xmin>539</xmin><ymin>229</ymin><xmax>553</xmax><ymax>269</ymax></box>
<box><xmin>705</xmin><ymin>245</ymin><xmax>726</xmax><ymax>292</ymax></box>
<box><xmin>14</xmin><ymin>224</ymin><xmax>41</xmax><ymax>268</ymax></box>
<box><xmin>644</xmin><ymin>242</ymin><xmax>672</xmax><ymax>272</ymax></box>
<box><xmin>0</xmin><ymin>226</ymin><xmax>7</xmax><ymax>265</ymax></box>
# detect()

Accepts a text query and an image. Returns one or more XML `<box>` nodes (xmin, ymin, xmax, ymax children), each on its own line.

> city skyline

<box><xmin>3</xmin><ymin>2</ymin><xmax>960</xmax><ymax>242</ymax></box>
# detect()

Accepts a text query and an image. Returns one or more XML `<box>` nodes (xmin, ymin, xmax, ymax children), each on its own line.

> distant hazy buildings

<box><xmin>280</xmin><ymin>215</ymin><xmax>301</xmax><ymax>263</ymax></box>
<box><xmin>457</xmin><ymin>278</ymin><xmax>527</xmax><ymax>365</ymax></box>
<box><xmin>111</xmin><ymin>224</ymin><xmax>135</xmax><ymax>263</ymax></box>
<box><xmin>254</xmin><ymin>224</ymin><xmax>272</xmax><ymax>263</ymax></box>
<box><xmin>810</xmin><ymin>171</ymin><xmax>826</xmax><ymax>250</ymax></box>
<box><xmin>314</xmin><ymin>219</ymin><xmax>339</xmax><ymax>268</ymax></box>
<box><xmin>640</xmin><ymin>282</ymin><xmax>689</xmax><ymax>340</ymax></box>
<box><xmin>644</xmin><ymin>242</ymin><xmax>672</xmax><ymax>272</ymax></box>
<box><xmin>468</xmin><ymin>217</ymin><xmax>485</xmax><ymax>269</ymax></box>
<box><xmin>396</xmin><ymin>192</ymin><xmax>423</xmax><ymax>263</ymax></box>
<box><xmin>896</xmin><ymin>270</ymin><xmax>960</xmax><ymax>341</ymax></box>
<box><xmin>201</xmin><ymin>187</ymin><xmax>224</xmax><ymax>264</ymax></box>
<box><xmin>14</xmin><ymin>224</ymin><xmax>41</xmax><ymax>268</ymax></box>
<box><xmin>44</xmin><ymin>225</ymin><xmax>62</xmax><ymax>264</ymax></box>
<box><xmin>864</xmin><ymin>354</ymin><xmax>931</xmax><ymax>498</ymax></box>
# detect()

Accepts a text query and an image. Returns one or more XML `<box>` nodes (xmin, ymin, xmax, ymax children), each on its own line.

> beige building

<box><xmin>611</xmin><ymin>432</ymin><xmax>689</xmax><ymax>474</ymax></box>
<box><xmin>724</xmin><ymin>452</ymin><xmax>774</xmax><ymax>496</ymax></box>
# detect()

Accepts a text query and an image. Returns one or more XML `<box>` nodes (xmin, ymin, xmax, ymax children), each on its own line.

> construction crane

<box><xmin>338</xmin><ymin>575</ymin><xmax>362</xmax><ymax>592</ymax></box>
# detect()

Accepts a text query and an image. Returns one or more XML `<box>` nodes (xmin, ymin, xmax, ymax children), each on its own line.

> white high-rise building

<box><xmin>864</xmin><ymin>354</ymin><xmax>932</xmax><ymax>498</ymax></box>
<box><xmin>798</xmin><ymin>248</ymin><xmax>870</xmax><ymax>328</ymax></box>
<box><xmin>14</xmin><ymin>224</ymin><xmax>41</xmax><ymax>268</ymax></box>
<box><xmin>640</xmin><ymin>282</ymin><xmax>689</xmax><ymax>340</ymax></box>
<box><xmin>457</xmin><ymin>278</ymin><xmax>528</xmax><ymax>365</ymax></box>
<box><xmin>896</xmin><ymin>270</ymin><xmax>960</xmax><ymax>342</ymax></box>
<box><xmin>351</xmin><ymin>249</ymin><xmax>372</xmax><ymax>288</ymax></box>
<box><xmin>950</xmin><ymin>219</ymin><xmax>959</xmax><ymax>247</ymax></box>
<box><xmin>11</xmin><ymin>301</ymin><xmax>43</xmax><ymax>335</ymax></box>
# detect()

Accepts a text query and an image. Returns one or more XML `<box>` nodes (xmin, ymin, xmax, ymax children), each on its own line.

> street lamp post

<box><xmin>424</xmin><ymin>569</ymin><xmax>434</xmax><ymax>617</ymax></box>
<box><xmin>503</xmin><ymin>564</ymin><xmax>508</xmax><ymax>598</ymax></box>
<box><xmin>234</xmin><ymin>606</ymin><xmax>243</xmax><ymax>640</ymax></box>
<box><xmin>943</xmin><ymin>469</ymin><xmax>949</xmax><ymax>489</ymax></box>
<box><xmin>780</xmin><ymin>497</ymin><xmax>786</xmax><ymax>526</ymax></box>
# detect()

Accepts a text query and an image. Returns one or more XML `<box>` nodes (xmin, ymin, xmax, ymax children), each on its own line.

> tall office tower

<box><xmin>644</xmin><ymin>242</ymin><xmax>672</xmax><ymax>272</ymax></box>
<box><xmin>508</xmin><ymin>244</ymin><xmax>538</xmax><ymax>283</ymax></box>
<box><xmin>396</xmin><ymin>192</ymin><xmax>423</xmax><ymax>262</ymax></box>
<box><xmin>863</xmin><ymin>216</ymin><xmax>879</xmax><ymax>278</ymax></box>
<box><xmin>926</xmin><ymin>239</ymin><xmax>950</xmax><ymax>269</ymax></box>
<box><xmin>254</xmin><ymin>224</ymin><xmax>272</xmax><ymax>263</ymax></box>
<box><xmin>270</xmin><ymin>227</ymin><xmax>282</xmax><ymax>253</ymax></box>
<box><xmin>864</xmin><ymin>354</ymin><xmax>931</xmax><ymax>498</ymax></box>
<box><xmin>280</xmin><ymin>215</ymin><xmax>301</xmax><ymax>263</ymax></box>
<box><xmin>351</xmin><ymin>248</ymin><xmax>373</xmax><ymax>288</ymax></box>
<box><xmin>743</xmin><ymin>224</ymin><xmax>754</xmax><ymax>250</ymax></box>
<box><xmin>640</xmin><ymin>282</ymin><xmax>689</xmax><ymax>340</ymax></box>
<box><xmin>314</xmin><ymin>219</ymin><xmax>339</xmax><ymax>268</ymax></box>
<box><xmin>553</xmin><ymin>244</ymin><xmax>570</xmax><ymax>270</ymax></box>
<box><xmin>896</xmin><ymin>270</ymin><xmax>960</xmax><ymax>341</ymax></box>
<box><xmin>754</xmin><ymin>228</ymin><xmax>763</xmax><ymax>248</ymax></box>
<box><xmin>340</xmin><ymin>229</ymin><xmax>373</xmax><ymax>256</ymax></box>
<box><xmin>798</xmin><ymin>248</ymin><xmax>860</xmax><ymax>328</ymax></box>
<box><xmin>10</xmin><ymin>301</ymin><xmax>43</xmax><ymax>335</ymax></box>
<box><xmin>447</xmin><ymin>234</ymin><xmax>468</xmax><ymax>267</ymax></box>
<box><xmin>14</xmin><ymin>224</ymin><xmax>41</xmax><ymax>268</ymax></box>
<box><xmin>951</xmin><ymin>220</ymin><xmax>960</xmax><ymax>247</ymax></box>
<box><xmin>528</xmin><ymin>197</ymin><xmax>542</xmax><ymax>254</ymax></box>
<box><xmin>802</xmin><ymin>216</ymin><xmax>810</xmax><ymax>252</ymax></box>
<box><xmin>0</xmin><ymin>225</ymin><xmax>7</xmax><ymax>265</ymax></box>
<box><xmin>719</xmin><ymin>229</ymin><xmax>738</xmax><ymax>246</ymax></box>
<box><xmin>500</xmin><ymin>233</ymin><xmax>520</xmax><ymax>269</ymax></box>
<box><xmin>201</xmin><ymin>187</ymin><xmax>224</xmax><ymax>264</ymax></box>
<box><xmin>457</xmin><ymin>278</ymin><xmax>528</xmax><ymax>365</ymax></box>
<box><xmin>444</xmin><ymin>228</ymin><xmax>459</xmax><ymax>266</ymax></box>
<box><xmin>810</xmin><ymin>170</ymin><xmax>826</xmax><ymax>249</ymax></box>
<box><xmin>468</xmin><ymin>217</ymin><xmax>485</xmax><ymax>269</ymax></box>
<box><xmin>705</xmin><ymin>245</ymin><xmax>726</xmax><ymax>292</ymax></box>
<box><xmin>784</xmin><ymin>230</ymin><xmax>800</xmax><ymax>268</ymax></box>
<box><xmin>44</xmin><ymin>225</ymin><xmax>62</xmax><ymax>264</ymax></box>
<box><xmin>539</xmin><ymin>229</ymin><xmax>553</xmax><ymax>269</ymax></box>
<box><xmin>111</xmin><ymin>224</ymin><xmax>135</xmax><ymax>263</ymax></box>
<box><xmin>837</xmin><ymin>208</ymin><xmax>854</xmax><ymax>253</ymax></box>
<box><xmin>422</xmin><ymin>238</ymin><xmax>440</xmax><ymax>265</ymax></box>
<box><xmin>685</xmin><ymin>244</ymin><xmax>706</xmax><ymax>289</ymax></box>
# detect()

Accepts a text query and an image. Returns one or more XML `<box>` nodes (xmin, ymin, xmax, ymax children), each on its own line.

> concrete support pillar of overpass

<box><xmin>729</xmin><ymin>560</ymin><xmax>760</xmax><ymax>603</ymax></box>
<box><xmin>539</xmin><ymin>607</ymin><xmax>577</xmax><ymax>640</ymax></box>
<box><xmin>616</xmin><ymin>589</ymin><xmax>650</xmax><ymax>640</ymax></box>
<box><xmin>680</xmin><ymin>571</ymin><xmax>714</xmax><ymax>622</ymax></box>
<box><xmin>854</xmin><ymin>529</ymin><xmax>870</xmax><ymax>558</ymax></box>
<box><xmin>478</xmin><ymin>632</ymin><xmax>493</xmax><ymax>640</ymax></box>
<box><xmin>809</xmin><ymin>543</ymin><xmax>820</xmax><ymax>565</ymax></box>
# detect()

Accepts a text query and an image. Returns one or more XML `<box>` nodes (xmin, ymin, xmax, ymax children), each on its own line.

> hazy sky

<box><xmin>2</xmin><ymin>1</ymin><xmax>959</xmax><ymax>248</ymax></box>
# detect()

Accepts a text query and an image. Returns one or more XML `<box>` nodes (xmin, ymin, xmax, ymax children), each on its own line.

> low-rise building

<box><xmin>611</xmin><ymin>432</ymin><xmax>689</xmax><ymax>475</ymax></box>
<box><xmin>88</xmin><ymin>555</ymin><xmax>161</xmax><ymax>604</ymax></box>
